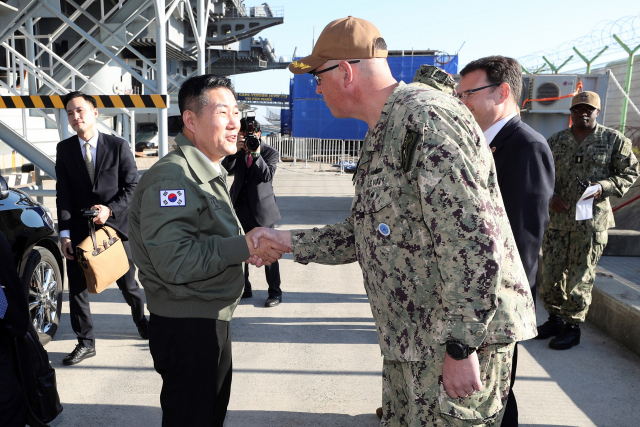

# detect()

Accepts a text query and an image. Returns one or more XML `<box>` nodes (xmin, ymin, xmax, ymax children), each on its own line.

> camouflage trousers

<box><xmin>540</xmin><ymin>228</ymin><xmax>608</xmax><ymax>324</ymax></box>
<box><xmin>380</xmin><ymin>343</ymin><xmax>514</xmax><ymax>427</ymax></box>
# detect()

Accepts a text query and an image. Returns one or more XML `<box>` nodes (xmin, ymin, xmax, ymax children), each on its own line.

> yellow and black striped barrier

<box><xmin>0</xmin><ymin>94</ymin><xmax>168</xmax><ymax>109</ymax></box>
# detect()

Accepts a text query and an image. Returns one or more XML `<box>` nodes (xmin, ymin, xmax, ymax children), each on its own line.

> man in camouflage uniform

<box><xmin>537</xmin><ymin>91</ymin><xmax>639</xmax><ymax>350</ymax></box>
<box><xmin>411</xmin><ymin>64</ymin><xmax>457</xmax><ymax>96</ymax></box>
<box><xmin>253</xmin><ymin>17</ymin><xmax>537</xmax><ymax>426</ymax></box>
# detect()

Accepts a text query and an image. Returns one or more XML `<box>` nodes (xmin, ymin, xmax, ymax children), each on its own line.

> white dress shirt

<box><xmin>483</xmin><ymin>112</ymin><xmax>517</xmax><ymax>145</ymax></box>
<box><xmin>196</xmin><ymin>148</ymin><xmax>222</xmax><ymax>174</ymax></box>
<box><xmin>60</xmin><ymin>132</ymin><xmax>100</xmax><ymax>240</ymax></box>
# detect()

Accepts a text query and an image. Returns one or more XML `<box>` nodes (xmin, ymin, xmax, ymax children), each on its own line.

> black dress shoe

<box><xmin>535</xmin><ymin>314</ymin><xmax>564</xmax><ymax>339</ymax></box>
<box><xmin>63</xmin><ymin>344</ymin><xmax>96</xmax><ymax>366</ymax></box>
<box><xmin>549</xmin><ymin>324</ymin><xmax>580</xmax><ymax>350</ymax></box>
<box><xmin>242</xmin><ymin>289</ymin><xmax>253</xmax><ymax>299</ymax></box>
<box><xmin>137</xmin><ymin>316</ymin><xmax>149</xmax><ymax>340</ymax></box>
<box><xmin>264</xmin><ymin>296</ymin><xmax>281</xmax><ymax>307</ymax></box>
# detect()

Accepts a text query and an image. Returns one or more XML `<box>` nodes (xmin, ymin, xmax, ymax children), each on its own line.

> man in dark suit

<box><xmin>458</xmin><ymin>56</ymin><xmax>555</xmax><ymax>426</ymax></box>
<box><xmin>222</xmin><ymin>119</ymin><xmax>282</xmax><ymax>307</ymax></box>
<box><xmin>0</xmin><ymin>230</ymin><xmax>29</xmax><ymax>426</ymax></box>
<box><xmin>55</xmin><ymin>91</ymin><xmax>148</xmax><ymax>366</ymax></box>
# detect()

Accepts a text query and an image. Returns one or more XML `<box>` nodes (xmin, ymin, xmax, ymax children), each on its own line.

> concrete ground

<box><xmin>40</xmin><ymin>162</ymin><xmax>640</xmax><ymax>427</ymax></box>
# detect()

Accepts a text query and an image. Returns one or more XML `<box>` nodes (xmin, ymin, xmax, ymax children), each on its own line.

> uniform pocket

<box><xmin>438</xmin><ymin>343</ymin><xmax>513</xmax><ymax>425</ymax></box>
<box><xmin>591</xmin><ymin>152</ymin><xmax>608</xmax><ymax>164</ymax></box>
<box><xmin>595</xmin><ymin>230</ymin><xmax>608</xmax><ymax>245</ymax></box>
<box><xmin>360</xmin><ymin>186</ymin><xmax>393</xmax><ymax>214</ymax></box>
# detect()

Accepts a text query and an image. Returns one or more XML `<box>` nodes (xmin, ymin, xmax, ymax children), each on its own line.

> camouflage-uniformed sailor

<box><xmin>411</xmin><ymin>64</ymin><xmax>457</xmax><ymax>96</ymax></box>
<box><xmin>537</xmin><ymin>91</ymin><xmax>639</xmax><ymax>350</ymax></box>
<box><xmin>251</xmin><ymin>17</ymin><xmax>537</xmax><ymax>426</ymax></box>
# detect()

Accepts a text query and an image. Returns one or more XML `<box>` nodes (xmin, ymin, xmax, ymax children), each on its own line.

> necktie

<box><xmin>246</xmin><ymin>153</ymin><xmax>253</xmax><ymax>168</ymax></box>
<box><xmin>85</xmin><ymin>142</ymin><xmax>95</xmax><ymax>184</ymax></box>
<box><xmin>0</xmin><ymin>285</ymin><xmax>7</xmax><ymax>319</ymax></box>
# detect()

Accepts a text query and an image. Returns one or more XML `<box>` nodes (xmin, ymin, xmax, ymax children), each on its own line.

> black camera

<box><xmin>82</xmin><ymin>208</ymin><xmax>99</xmax><ymax>217</ymax></box>
<box><xmin>244</xmin><ymin>114</ymin><xmax>261</xmax><ymax>152</ymax></box>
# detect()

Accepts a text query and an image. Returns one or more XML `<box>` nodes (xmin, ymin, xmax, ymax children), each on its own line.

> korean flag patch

<box><xmin>160</xmin><ymin>189</ymin><xmax>186</xmax><ymax>207</ymax></box>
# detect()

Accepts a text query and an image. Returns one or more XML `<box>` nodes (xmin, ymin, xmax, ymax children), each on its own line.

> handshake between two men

<box><xmin>244</xmin><ymin>228</ymin><xmax>292</xmax><ymax>267</ymax></box>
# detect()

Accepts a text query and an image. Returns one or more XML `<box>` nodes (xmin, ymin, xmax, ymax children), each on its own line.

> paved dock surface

<box><xmin>40</xmin><ymin>163</ymin><xmax>640</xmax><ymax>427</ymax></box>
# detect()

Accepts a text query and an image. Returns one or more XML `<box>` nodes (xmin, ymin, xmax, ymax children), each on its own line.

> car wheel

<box><xmin>22</xmin><ymin>246</ymin><xmax>63</xmax><ymax>345</ymax></box>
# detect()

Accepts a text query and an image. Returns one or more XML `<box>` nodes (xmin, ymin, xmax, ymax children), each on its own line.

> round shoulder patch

<box><xmin>378</xmin><ymin>223</ymin><xmax>390</xmax><ymax>236</ymax></box>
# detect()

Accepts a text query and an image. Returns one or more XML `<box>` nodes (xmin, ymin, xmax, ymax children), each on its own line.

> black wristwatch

<box><xmin>445</xmin><ymin>340</ymin><xmax>476</xmax><ymax>360</ymax></box>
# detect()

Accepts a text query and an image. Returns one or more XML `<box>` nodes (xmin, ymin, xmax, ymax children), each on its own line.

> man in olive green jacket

<box><xmin>129</xmin><ymin>75</ymin><xmax>286</xmax><ymax>427</ymax></box>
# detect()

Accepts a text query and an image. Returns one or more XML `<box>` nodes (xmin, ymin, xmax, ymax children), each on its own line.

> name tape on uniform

<box><xmin>160</xmin><ymin>189</ymin><xmax>185</xmax><ymax>207</ymax></box>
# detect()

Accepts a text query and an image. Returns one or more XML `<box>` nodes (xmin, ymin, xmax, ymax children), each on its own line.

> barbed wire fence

<box><xmin>518</xmin><ymin>13</ymin><xmax>640</xmax><ymax>74</ymax></box>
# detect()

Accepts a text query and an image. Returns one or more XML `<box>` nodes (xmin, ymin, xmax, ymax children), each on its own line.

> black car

<box><xmin>0</xmin><ymin>176</ymin><xmax>65</xmax><ymax>345</ymax></box>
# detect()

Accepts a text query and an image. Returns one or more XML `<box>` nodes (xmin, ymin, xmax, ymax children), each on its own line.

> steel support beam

<box><xmin>0</xmin><ymin>121</ymin><xmax>56</xmax><ymax>179</ymax></box>
<box><xmin>196</xmin><ymin>0</ymin><xmax>207</xmax><ymax>75</ymax></box>
<box><xmin>0</xmin><ymin>1</ymin><xmax>41</xmax><ymax>50</ymax></box>
<box><xmin>63</xmin><ymin>0</ymin><xmax>181</xmax><ymax>89</ymax></box>
<box><xmin>41</xmin><ymin>2</ymin><xmax>158</xmax><ymax>94</ymax></box>
<box><xmin>26</xmin><ymin>18</ymin><xmax>37</xmax><ymax>94</ymax></box>
<box><xmin>165</xmin><ymin>0</ymin><xmax>181</xmax><ymax>23</ymax></box>
<box><xmin>16</xmin><ymin>25</ymin><xmax>135</xmax><ymax>123</ymax></box>
<box><xmin>130</xmin><ymin>111</ymin><xmax>136</xmax><ymax>153</ymax></box>
<box><xmin>42</xmin><ymin>0</ymin><xmax>154</xmax><ymax>92</ymax></box>
<box><xmin>33</xmin><ymin>0</ymin><xmax>97</xmax><ymax>64</ymax></box>
<box><xmin>155</xmin><ymin>0</ymin><xmax>168</xmax><ymax>157</ymax></box>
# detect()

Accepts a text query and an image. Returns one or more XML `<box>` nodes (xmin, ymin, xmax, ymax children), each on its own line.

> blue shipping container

<box><xmin>291</xmin><ymin>55</ymin><xmax>458</xmax><ymax>139</ymax></box>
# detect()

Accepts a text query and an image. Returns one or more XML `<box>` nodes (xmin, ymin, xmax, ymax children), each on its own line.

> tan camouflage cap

<box><xmin>288</xmin><ymin>16</ymin><xmax>388</xmax><ymax>75</ymax></box>
<box><xmin>412</xmin><ymin>65</ymin><xmax>456</xmax><ymax>95</ymax></box>
<box><xmin>571</xmin><ymin>91</ymin><xmax>601</xmax><ymax>110</ymax></box>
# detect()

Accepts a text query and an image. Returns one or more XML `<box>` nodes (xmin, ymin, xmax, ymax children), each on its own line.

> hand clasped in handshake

<box><xmin>244</xmin><ymin>228</ymin><xmax>293</xmax><ymax>267</ymax></box>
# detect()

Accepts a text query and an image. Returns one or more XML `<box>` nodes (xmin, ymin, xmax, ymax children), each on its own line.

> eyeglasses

<box><xmin>313</xmin><ymin>60</ymin><xmax>361</xmax><ymax>85</ymax></box>
<box><xmin>456</xmin><ymin>83</ymin><xmax>500</xmax><ymax>100</ymax></box>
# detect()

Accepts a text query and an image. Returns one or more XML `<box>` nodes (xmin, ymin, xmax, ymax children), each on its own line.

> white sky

<box><xmin>232</xmin><ymin>1</ymin><xmax>639</xmax><ymax>124</ymax></box>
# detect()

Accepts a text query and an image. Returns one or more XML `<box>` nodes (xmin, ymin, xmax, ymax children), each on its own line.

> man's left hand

<box><xmin>585</xmin><ymin>183</ymin><xmax>602</xmax><ymax>200</ymax></box>
<box><xmin>92</xmin><ymin>204</ymin><xmax>111</xmax><ymax>225</ymax></box>
<box><xmin>442</xmin><ymin>352</ymin><xmax>483</xmax><ymax>398</ymax></box>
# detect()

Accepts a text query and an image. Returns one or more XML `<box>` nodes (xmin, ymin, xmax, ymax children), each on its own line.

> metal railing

<box><xmin>265</xmin><ymin>135</ymin><xmax>362</xmax><ymax>174</ymax></box>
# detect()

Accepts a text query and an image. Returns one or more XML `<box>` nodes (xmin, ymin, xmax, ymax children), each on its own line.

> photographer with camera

<box><xmin>222</xmin><ymin>116</ymin><xmax>283</xmax><ymax>307</ymax></box>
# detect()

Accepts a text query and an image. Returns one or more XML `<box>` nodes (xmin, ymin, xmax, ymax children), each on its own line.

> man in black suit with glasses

<box><xmin>458</xmin><ymin>55</ymin><xmax>555</xmax><ymax>426</ymax></box>
<box><xmin>55</xmin><ymin>91</ymin><xmax>148</xmax><ymax>366</ymax></box>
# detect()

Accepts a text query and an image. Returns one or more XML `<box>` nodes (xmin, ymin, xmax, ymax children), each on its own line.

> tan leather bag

<box><xmin>76</xmin><ymin>222</ymin><xmax>128</xmax><ymax>294</ymax></box>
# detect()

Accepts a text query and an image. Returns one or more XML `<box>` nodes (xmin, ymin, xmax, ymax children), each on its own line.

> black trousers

<box><xmin>236</xmin><ymin>208</ymin><xmax>282</xmax><ymax>299</ymax></box>
<box><xmin>67</xmin><ymin>240</ymin><xmax>145</xmax><ymax>348</ymax></box>
<box><xmin>149</xmin><ymin>314</ymin><xmax>233</xmax><ymax>427</ymax></box>
<box><xmin>0</xmin><ymin>339</ymin><xmax>26</xmax><ymax>427</ymax></box>
<box><xmin>501</xmin><ymin>343</ymin><xmax>519</xmax><ymax>426</ymax></box>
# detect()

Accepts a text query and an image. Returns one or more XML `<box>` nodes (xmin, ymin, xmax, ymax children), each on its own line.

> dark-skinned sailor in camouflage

<box><xmin>540</xmin><ymin>123</ymin><xmax>638</xmax><ymax>336</ymax></box>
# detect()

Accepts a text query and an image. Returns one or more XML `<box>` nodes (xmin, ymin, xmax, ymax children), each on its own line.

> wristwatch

<box><xmin>445</xmin><ymin>340</ymin><xmax>476</xmax><ymax>360</ymax></box>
